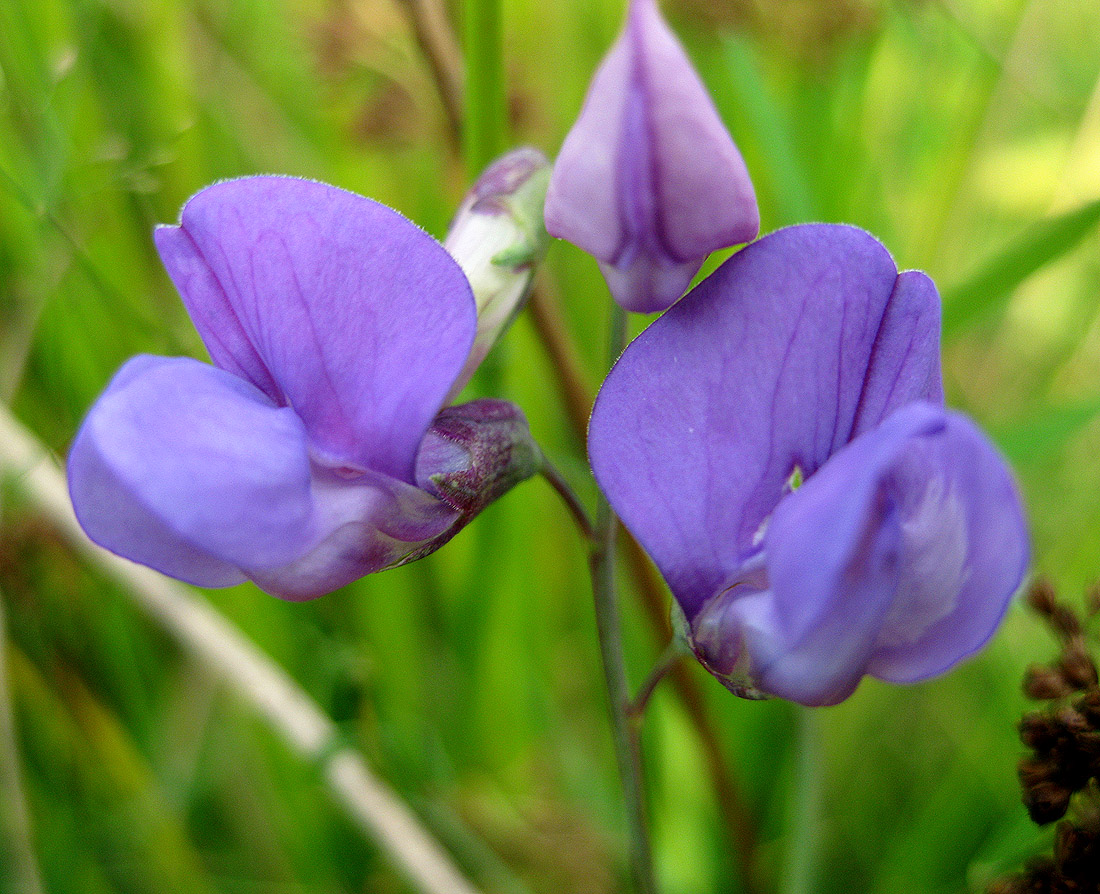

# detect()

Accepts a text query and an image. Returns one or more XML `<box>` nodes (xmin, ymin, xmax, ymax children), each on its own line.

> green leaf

<box><xmin>992</xmin><ymin>397</ymin><xmax>1100</xmax><ymax>465</ymax></box>
<box><xmin>943</xmin><ymin>199</ymin><xmax>1100</xmax><ymax>336</ymax></box>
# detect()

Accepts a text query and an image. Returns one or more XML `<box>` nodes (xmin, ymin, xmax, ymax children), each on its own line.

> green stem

<box><xmin>539</xmin><ymin>455</ymin><xmax>597</xmax><ymax>544</ymax></box>
<box><xmin>462</xmin><ymin>0</ymin><xmax>507</xmax><ymax>176</ymax></box>
<box><xmin>782</xmin><ymin>706</ymin><xmax>822</xmax><ymax>894</ymax></box>
<box><xmin>627</xmin><ymin>637</ymin><xmax>686</xmax><ymax>721</ymax></box>
<box><xmin>590</xmin><ymin>303</ymin><xmax>657</xmax><ymax>894</ymax></box>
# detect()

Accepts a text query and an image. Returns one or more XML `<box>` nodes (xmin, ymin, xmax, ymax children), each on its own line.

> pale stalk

<box><xmin>0</xmin><ymin>590</ymin><xmax>46</xmax><ymax>894</ymax></box>
<box><xmin>0</xmin><ymin>404</ymin><xmax>482</xmax><ymax>894</ymax></box>
<box><xmin>538</xmin><ymin>454</ymin><xmax>596</xmax><ymax>544</ymax></box>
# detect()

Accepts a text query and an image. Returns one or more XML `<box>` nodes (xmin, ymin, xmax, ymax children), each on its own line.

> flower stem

<box><xmin>461</xmin><ymin>0</ymin><xmax>507</xmax><ymax>176</ymax></box>
<box><xmin>0</xmin><ymin>590</ymin><xmax>46</xmax><ymax>894</ymax></box>
<box><xmin>627</xmin><ymin>637</ymin><xmax>686</xmax><ymax>721</ymax></box>
<box><xmin>539</xmin><ymin>454</ymin><xmax>597</xmax><ymax>544</ymax></box>
<box><xmin>590</xmin><ymin>303</ymin><xmax>658</xmax><ymax>894</ymax></box>
<box><xmin>527</xmin><ymin>278</ymin><xmax>595</xmax><ymax>442</ymax></box>
<box><xmin>395</xmin><ymin>0</ymin><xmax>464</xmax><ymax>144</ymax></box>
<box><xmin>782</xmin><ymin>706</ymin><xmax>823</xmax><ymax>894</ymax></box>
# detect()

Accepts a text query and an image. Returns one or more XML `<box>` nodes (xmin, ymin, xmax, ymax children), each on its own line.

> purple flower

<box><xmin>68</xmin><ymin>175</ymin><xmax>539</xmax><ymax>601</ymax></box>
<box><xmin>544</xmin><ymin>0</ymin><xmax>758</xmax><ymax>314</ymax></box>
<box><xmin>589</xmin><ymin>224</ymin><xmax>1029</xmax><ymax>706</ymax></box>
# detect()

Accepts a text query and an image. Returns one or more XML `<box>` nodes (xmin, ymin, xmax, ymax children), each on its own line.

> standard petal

<box><xmin>155</xmin><ymin>176</ymin><xmax>477</xmax><ymax>483</ymax></box>
<box><xmin>738</xmin><ymin>403</ymin><xmax>945</xmax><ymax>706</ymax></box>
<box><xmin>853</xmin><ymin>269</ymin><xmax>945</xmax><ymax>433</ymax></box>
<box><xmin>589</xmin><ymin>224</ymin><xmax>909</xmax><ymax>615</ymax></box>
<box><xmin>67</xmin><ymin>355</ymin><xmax>315</xmax><ymax>586</ymax></box>
<box><xmin>866</xmin><ymin>411</ymin><xmax>1029</xmax><ymax>683</ymax></box>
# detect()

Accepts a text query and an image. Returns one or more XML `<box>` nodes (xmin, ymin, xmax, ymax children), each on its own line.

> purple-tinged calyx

<box><xmin>545</xmin><ymin>0</ymin><xmax>758</xmax><ymax>313</ymax></box>
<box><xmin>67</xmin><ymin>174</ymin><xmax>540</xmax><ymax>601</ymax></box>
<box><xmin>416</xmin><ymin>399</ymin><xmax>540</xmax><ymax>516</ymax></box>
<box><xmin>589</xmin><ymin>223</ymin><xmax>1029</xmax><ymax>705</ymax></box>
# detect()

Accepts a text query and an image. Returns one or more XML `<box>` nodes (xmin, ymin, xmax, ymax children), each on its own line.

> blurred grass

<box><xmin>2</xmin><ymin>0</ymin><xmax>1100</xmax><ymax>892</ymax></box>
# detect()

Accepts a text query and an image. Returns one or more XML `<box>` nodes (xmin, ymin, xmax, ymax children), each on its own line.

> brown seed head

<box><xmin>1027</xmin><ymin>577</ymin><xmax>1058</xmax><ymax>615</ymax></box>
<box><xmin>1024</xmin><ymin>665</ymin><xmax>1075</xmax><ymax>701</ymax></box>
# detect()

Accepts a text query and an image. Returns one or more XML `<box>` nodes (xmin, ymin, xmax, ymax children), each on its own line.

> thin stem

<box><xmin>625</xmin><ymin>540</ymin><xmax>763</xmax><ymax>894</ymax></box>
<box><xmin>531</xmin><ymin>268</ymin><xmax>763</xmax><ymax>892</ymax></box>
<box><xmin>627</xmin><ymin>637</ymin><xmax>686</xmax><ymax>721</ymax></box>
<box><xmin>0</xmin><ymin>589</ymin><xmax>46</xmax><ymax>894</ymax></box>
<box><xmin>395</xmin><ymin>0</ymin><xmax>465</xmax><ymax>144</ymax></box>
<box><xmin>590</xmin><ymin>303</ymin><xmax>657</xmax><ymax>894</ymax></box>
<box><xmin>0</xmin><ymin>405</ymin><xmax>482</xmax><ymax>894</ymax></box>
<box><xmin>539</xmin><ymin>455</ymin><xmax>597</xmax><ymax>544</ymax></box>
<box><xmin>527</xmin><ymin>277</ymin><xmax>595</xmax><ymax>443</ymax></box>
<box><xmin>400</xmin><ymin>7</ymin><xmax>760</xmax><ymax>885</ymax></box>
<box><xmin>781</xmin><ymin>707</ymin><xmax>822</xmax><ymax>894</ymax></box>
<box><xmin>461</xmin><ymin>0</ymin><xmax>507</xmax><ymax>176</ymax></box>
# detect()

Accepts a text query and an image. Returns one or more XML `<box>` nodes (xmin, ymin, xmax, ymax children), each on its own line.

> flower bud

<box><xmin>415</xmin><ymin>399</ymin><xmax>541</xmax><ymax>518</ymax></box>
<box><xmin>545</xmin><ymin>0</ymin><xmax>758</xmax><ymax>313</ymax></box>
<box><xmin>444</xmin><ymin>148</ymin><xmax>551</xmax><ymax>397</ymax></box>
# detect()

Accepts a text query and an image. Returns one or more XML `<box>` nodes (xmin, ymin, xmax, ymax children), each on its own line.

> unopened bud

<box><xmin>444</xmin><ymin>148</ymin><xmax>551</xmax><ymax>397</ymax></box>
<box><xmin>1027</xmin><ymin>577</ymin><xmax>1058</xmax><ymax>617</ymax></box>
<box><xmin>544</xmin><ymin>0</ymin><xmax>758</xmax><ymax>313</ymax></box>
<box><xmin>1019</xmin><ymin>757</ymin><xmax>1072</xmax><ymax>824</ymax></box>
<box><xmin>415</xmin><ymin>399</ymin><xmax>540</xmax><ymax>518</ymax></box>
<box><xmin>1059</xmin><ymin>640</ymin><xmax>1098</xmax><ymax>689</ymax></box>
<box><xmin>1023</xmin><ymin>664</ymin><xmax>1074</xmax><ymax>701</ymax></box>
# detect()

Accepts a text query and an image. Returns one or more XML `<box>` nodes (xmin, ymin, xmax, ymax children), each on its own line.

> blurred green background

<box><xmin>2</xmin><ymin>0</ymin><xmax>1099</xmax><ymax>891</ymax></box>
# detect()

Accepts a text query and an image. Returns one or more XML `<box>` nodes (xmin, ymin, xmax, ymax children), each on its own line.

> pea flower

<box><xmin>544</xmin><ymin>0</ymin><xmax>758</xmax><ymax>314</ymax></box>
<box><xmin>588</xmin><ymin>224</ymin><xmax>1029</xmax><ymax>706</ymax></box>
<box><xmin>68</xmin><ymin>161</ymin><xmax>547</xmax><ymax>601</ymax></box>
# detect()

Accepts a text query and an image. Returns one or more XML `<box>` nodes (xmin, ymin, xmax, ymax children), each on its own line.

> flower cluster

<box><xmin>569</xmin><ymin>0</ymin><xmax>1029</xmax><ymax>705</ymax></box>
<box><xmin>68</xmin><ymin>0</ymin><xmax>1030</xmax><ymax>709</ymax></box>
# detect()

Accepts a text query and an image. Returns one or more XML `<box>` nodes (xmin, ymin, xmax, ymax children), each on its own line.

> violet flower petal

<box><xmin>866</xmin><ymin>410</ymin><xmax>1029</xmax><ymax>683</ymax></box>
<box><xmin>729</xmin><ymin>403</ymin><xmax>1027</xmax><ymax>705</ymax></box>
<box><xmin>589</xmin><ymin>224</ymin><xmax>935</xmax><ymax>615</ymax></box>
<box><xmin>67</xmin><ymin>355</ymin><xmax>315</xmax><ymax>586</ymax></box>
<box><xmin>67</xmin><ymin>355</ymin><xmax>465</xmax><ymax>601</ymax></box>
<box><xmin>249</xmin><ymin>468</ymin><xmax>460</xmax><ymax>601</ymax></box>
<box><xmin>736</xmin><ymin>403</ymin><xmax>943</xmax><ymax>706</ymax></box>
<box><xmin>853</xmin><ymin>269</ymin><xmax>944</xmax><ymax>433</ymax></box>
<box><xmin>155</xmin><ymin>176</ymin><xmax>476</xmax><ymax>483</ymax></box>
<box><xmin>545</xmin><ymin>0</ymin><xmax>758</xmax><ymax>313</ymax></box>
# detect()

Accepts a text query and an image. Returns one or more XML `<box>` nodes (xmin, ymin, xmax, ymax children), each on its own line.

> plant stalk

<box><xmin>590</xmin><ymin>302</ymin><xmax>657</xmax><ymax>894</ymax></box>
<box><xmin>782</xmin><ymin>706</ymin><xmax>822</xmax><ymax>894</ymax></box>
<box><xmin>462</xmin><ymin>0</ymin><xmax>507</xmax><ymax>176</ymax></box>
<box><xmin>539</xmin><ymin>455</ymin><xmax>597</xmax><ymax>544</ymax></box>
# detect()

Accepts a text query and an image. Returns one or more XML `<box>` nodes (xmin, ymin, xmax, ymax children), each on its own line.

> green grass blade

<box><xmin>942</xmin><ymin>198</ymin><xmax>1100</xmax><ymax>336</ymax></box>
